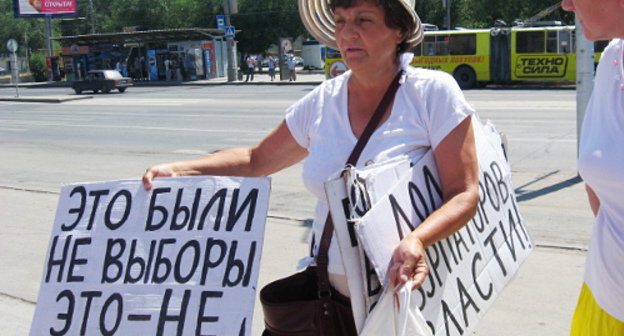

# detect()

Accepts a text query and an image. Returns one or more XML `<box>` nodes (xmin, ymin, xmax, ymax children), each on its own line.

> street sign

<box><xmin>216</xmin><ymin>15</ymin><xmax>225</xmax><ymax>30</ymax></box>
<box><xmin>225</xmin><ymin>26</ymin><xmax>236</xmax><ymax>39</ymax></box>
<box><xmin>7</xmin><ymin>39</ymin><xmax>18</xmax><ymax>52</ymax></box>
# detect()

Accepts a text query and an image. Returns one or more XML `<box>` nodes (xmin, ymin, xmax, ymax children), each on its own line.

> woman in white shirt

<box><xmin>562</xmin><ymin>0</ymin><xmax>624</xmax><ymax>334</ymax></box>
<box><xmin>143</xmin><ymin>0</ymin><xmax>479</xmax><ymax>332</ymax></box>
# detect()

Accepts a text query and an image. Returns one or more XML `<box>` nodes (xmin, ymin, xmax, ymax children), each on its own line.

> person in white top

<box><xmin>245</xmin><ymin>55</ymin><xmax>256</xmax><ymax>82</ymax></box>
<box><xmin>142</xmin><ymin>0</ymin><xmax>479</xmax><ymax>333</ymax></box>
<box><xmin>163</xmin><ymin>58</ymin><xmax>171</xmax><ymax>81</ymax></box>
<box><xmin>286</xmin><ymin>54</ymin><xmax>297</xmax><ymax>81</ymax></box>
<box><xmin>562</xmin><ymin>0</ymin><xmax>624</xmax><ymax>334</ymax></box>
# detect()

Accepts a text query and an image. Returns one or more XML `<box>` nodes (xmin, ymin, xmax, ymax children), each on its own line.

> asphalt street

<box><xmin>0</xmin><ymin>81</ymin><xmax>592</xmax><ymax>335</ymax></box>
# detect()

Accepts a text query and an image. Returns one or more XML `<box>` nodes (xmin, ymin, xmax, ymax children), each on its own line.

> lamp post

<box><xmin>223</xmin><ymin>0</ymin><xmax>238</xmax><ymax>82</ymax></box>
<box><xmin>443</xmin><ymin>0</ymin><xmax>451</xmax><ymax>30</ymax></box>
<box><xmin>88</xmin><ymin>0</ymin><xmax>96</xmax><ymax>34</ymax></box>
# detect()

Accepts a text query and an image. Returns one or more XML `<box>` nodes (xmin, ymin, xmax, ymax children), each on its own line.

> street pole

<box><xmin>88</xmin><ymin>0</ymin><xmax>96</xmax><ymax>34</ymax></box>
<box><xmin>7</xmin><ymin>39</ymin><xmax>20</xmax><ymax>97</ymax></box>
<box><xmin>223</xmin><ymin>0</ymin><xmax>237</xmax><ymax>82</ymax></box>
<box><xmin>44</xmin><ymin>15</ymin><xmax>54</xmax><ymax>82</ymax></box>
<box><xmin>44</xmin><ymin>15</ymin><xmax>53</xmax><ymax>57</ymax></box>
<box><xmin>575</xmin><ymin>16</ymin><xmax>594</xmax><ymax>157</ymax></box>
<box><xmin>442</xmin><ymin>0</ymin><xmax>451</xmax><ymax>30</ymax></box>
<box><xmin>11</xmin><ymin>51</ymin><xmax>20</xmax><ymax>97</ymax></box>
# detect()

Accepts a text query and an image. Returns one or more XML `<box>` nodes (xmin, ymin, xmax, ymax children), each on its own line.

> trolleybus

<box><xmin>324</xmin><ymin>25</ymin><xmax>608</xmax><ymax>88</ymax></box>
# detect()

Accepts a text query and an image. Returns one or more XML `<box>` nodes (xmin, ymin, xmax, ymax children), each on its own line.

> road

<box><xmin>0</xmin><ymin>85</ymin><xmax>592</xmax><ymax>335</ymax></box>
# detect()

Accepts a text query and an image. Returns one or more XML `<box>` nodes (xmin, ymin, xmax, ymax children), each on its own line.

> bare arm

<box><xmin>143</xmin><ymin>120</ymin><xmax>308</xmax><ymax>189</ymax></box>
<box><xmin>390</xmin><ymin>116</ymin><xmax>480</xmax><ymax>287</ymax></box>
<box><xmin>585</xmin><ymin>184</ymin><xmax>600</xmax><ymax>217</ymax></box>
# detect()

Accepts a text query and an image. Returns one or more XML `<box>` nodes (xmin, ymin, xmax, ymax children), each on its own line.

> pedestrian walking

<box><xmin>286</xmin><ymin>54</ymin><xmax>297</xmax><ymax>81</ymax></box>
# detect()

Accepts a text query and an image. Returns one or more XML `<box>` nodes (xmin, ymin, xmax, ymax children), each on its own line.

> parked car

<box><xmin>72</xmin><ymin>70</ymin><xmax>132</xmax><ymax>94</ymax></box>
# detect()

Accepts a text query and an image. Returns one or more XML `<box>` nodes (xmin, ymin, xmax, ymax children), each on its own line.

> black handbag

<box><xmin>260</xmin><ymin>71</ymin><xmax>404</xmax><ymax>336</ymax></box>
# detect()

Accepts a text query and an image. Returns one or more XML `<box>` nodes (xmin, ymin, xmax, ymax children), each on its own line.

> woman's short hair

<box><xmin>328</xmin><ymin>0</ymin><xmax>417</xmax><ymax>53</ymax></box>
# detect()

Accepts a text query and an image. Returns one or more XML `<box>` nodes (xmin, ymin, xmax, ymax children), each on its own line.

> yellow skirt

<box><xmin>570</xmin><ymin>283</ymin><xmax>624</xmax><ymax>335</ymax></box>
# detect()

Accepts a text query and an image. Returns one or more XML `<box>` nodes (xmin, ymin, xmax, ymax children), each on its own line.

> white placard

<box><xmin>326</xmin><ymin>117</ymin><xmax>533</xmax><ymax>335</ymax></box>
<box><xmin>30</xmin><ymin>176</ymin><xmax>271</xmax><ymax>336</ymax></box>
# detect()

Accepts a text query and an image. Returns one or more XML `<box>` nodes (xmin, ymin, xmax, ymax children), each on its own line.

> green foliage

<box><xmin>232</xmin><ymin>0</ymin><xmax>307</xmax><ymax>54</ymax></box>
<box><xmin>413</xmin><ymin>0</ymin><xmax>574</xmax><ymax>30</ymax></box>
<box><xmin>455</xmin><ymin>0</ymin><xmax>575</xmax><ymax>29</ymax></box>
<box><xmin>0</xmin><ymin>0</ymin><xmax>46</xmax><ymax>54</ymax></box>
<box><xmin>29</xmin><ymin>53</ymin><xmax>47</xmax><ymax>82</ymax></box>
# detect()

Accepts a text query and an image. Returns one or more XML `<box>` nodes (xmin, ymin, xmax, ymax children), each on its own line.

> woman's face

<box><xmin>334</xmin><ymin>1</ymin><xmax>403</xmax><ymax>73</ymax></box>
<box><xmin>561</xmin><ymin>0</ymin><xmax>624</xmax><ymax>40</ymax></box>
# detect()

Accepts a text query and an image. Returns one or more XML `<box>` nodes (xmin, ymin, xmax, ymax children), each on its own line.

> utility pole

<box><xmin>88</xmin><ymin>0</ymin><xmax>96</xmax><ymax>34</ymax></box>
<box><xmin>44</xmin><ymin>15</ymin><xmax>53</xmax><ymax>57</ymax></box>
<box><xmin>44</xmin><ymin>15</ymin><xmax>54</xmax><ymax>82</ymax></box>
<box><xmin>575</xmin><ymin>16</ymin><xmax>594</xmax><ymax>157</ymax></box>
<box><xmin>443</xmin><ymin>0</ymin><xmax>451</xmax><ymax>29</ymax></box>
<box><xmin>223</xmin><ymin>0</ymin><xmax>238</xmax><ymax>82</ymax></box>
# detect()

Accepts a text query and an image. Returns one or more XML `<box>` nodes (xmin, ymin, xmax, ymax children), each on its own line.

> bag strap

<box><xmin>316</xmin><ymin>70</ymin><xmax>404</xmax><ymax>299</ymax></box>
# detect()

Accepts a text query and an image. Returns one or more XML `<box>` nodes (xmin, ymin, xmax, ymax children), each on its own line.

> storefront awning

<box><xmin>51</xmin><ymin>28</ymin><xmax>229</xmax><ymax>46</ymax></box>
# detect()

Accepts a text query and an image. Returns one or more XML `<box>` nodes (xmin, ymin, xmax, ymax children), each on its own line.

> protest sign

<box><xmin>325</xmin><ymin>159</ymin><xmax>414</xmax><ymax>331</ymax></box>
<box><xmin>326</xmin><ymin>117</ymin><xmax>532</xmax><ymax>335</ymax></box>
<box><xmin>30</xmin><ymin>176</ymin><xmax>271</xmax><ymax>336</ymax></box>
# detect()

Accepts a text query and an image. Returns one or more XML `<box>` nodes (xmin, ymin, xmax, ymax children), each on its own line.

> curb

<box><xmin>0</xmin><ymin>96</ymin><xmax>93</xmax><ymax>103</ymax></box>
<box><xmin>0</xmin><ymin>80</ymin><xmax>325</xmax><ymax>89</ymax></box>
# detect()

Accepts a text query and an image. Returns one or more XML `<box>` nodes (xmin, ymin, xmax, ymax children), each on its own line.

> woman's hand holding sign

<box><xmin>143</xmin><ymin>163</ymin><xmax>178</xmax><ymax>190</ymax></box>
<box><xmin>390</xmin><ymin>235</ymin><xmax>429</xmax><ymax>290</ymax></box>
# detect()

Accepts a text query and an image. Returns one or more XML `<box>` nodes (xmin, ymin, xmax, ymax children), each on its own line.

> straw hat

<box><xmin>298</xmin><ymin>0</ymin><xmax>424</xmax><ymax>51</ymax></box>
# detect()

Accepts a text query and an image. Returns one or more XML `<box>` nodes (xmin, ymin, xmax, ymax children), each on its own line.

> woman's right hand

<box><xmin>142</xmin><ymin>163</ymin><xmax>177</xmax><ymax>190</ymax></box>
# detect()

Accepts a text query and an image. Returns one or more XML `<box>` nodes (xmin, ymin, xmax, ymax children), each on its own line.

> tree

<box><xmin>165</xmin><ymin>0</ymin><xmax>224</xmax><ymax>28</ymax></box>
<box><xmin>231</xmin><ymin>0</ymin><xmax>307</xmax><ymax>55</ymax></box>
<box><xmin>0</xmin><ymin>0</ymin><xmax>46</xmax><ymax>54</ymax></box>
<box><xmin>456</xmin><ymin>0</ymin><xmax>574</xmax><ymax>28</ymax></box>
<box><xmin>106</xmin><ymin>0</ymin><xmax>169</xmax><ymax>32</ymax></box>
<box><xmin>29</xmin><ymin>52</ymin><xmax>47</xmax><ymax>81</ymax></box>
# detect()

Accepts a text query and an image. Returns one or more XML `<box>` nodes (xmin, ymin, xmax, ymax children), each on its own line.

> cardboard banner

<box><xmin>326</xmin><ymin>117</ymin><xmax>532</xmax><ymax>335</ymax></box>
<box><xmin>325</xmin><ymin>158</ymin><xmax>414</xmax><ymax>331</ymax></box>
<box><xmin>30</xmin><ymin>176</ymin><xmax>271</xmax><ymax>336</ymax></box>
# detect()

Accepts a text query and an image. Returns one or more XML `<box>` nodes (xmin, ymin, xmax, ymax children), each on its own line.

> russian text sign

<box><xmin>30</xmin><ymin>176</ymin><xmax>271</xmax><ymax>336</ymax></box>
<box><xmin>326</xmin><ymin>117</ymin><xmax>533</xmax><ymax>335</ymax></box>
<box><xmin>13</xmin><ymin>0</ymin><xmax>77</xmax><ymax>17</ymax></box>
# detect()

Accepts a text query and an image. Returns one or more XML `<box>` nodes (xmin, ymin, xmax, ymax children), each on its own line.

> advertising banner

<box><xmin>13</xmin><ymin>0</ymin><xmax>77</xmax><ymax>17</ymax></box>
<box><xmin>147</xmin><ymin>49</ymin><xmax>158</xmax><ymax>81</ymax></box>
<box><xmin>30</xmin><ymin>176</ymin><xmax>271</xmax><ymax>336</ymax></box>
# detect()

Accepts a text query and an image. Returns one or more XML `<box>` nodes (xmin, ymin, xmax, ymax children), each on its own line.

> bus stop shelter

<box><xmin>50</xmin><ymin>28</ymin><xmax>231</xmax><ymax>81</ymax></box>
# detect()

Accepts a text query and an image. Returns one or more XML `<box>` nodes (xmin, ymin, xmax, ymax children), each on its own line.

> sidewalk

<box><xmin>0</xmin><ymin>70</ymin><xmax>326</xmax><ymax>88</ymax></box>
<box><xmin>0</xmin><ymin>71</ymin><xmax>326</xmax><ymax>103</ymax></box>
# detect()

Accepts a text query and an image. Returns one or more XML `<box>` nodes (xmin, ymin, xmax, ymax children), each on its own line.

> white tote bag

<box><xmin>359</xmin><ymin>280</ymin><xmax>433</xmax><ymax>336</ymax></box>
